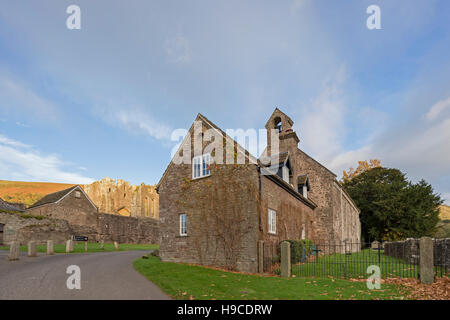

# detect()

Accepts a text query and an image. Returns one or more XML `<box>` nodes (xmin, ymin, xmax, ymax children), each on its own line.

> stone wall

<box><xmin>260</xmin><ymin>174</ymin><xmax>315</xmax><ymax>246</ymax></box>
<box><xmin>159</xmin><ymin>162</ymin><xmax>260</xmax><ymax>273</ymax></box>
<box><xmin>384</xmin><ymin>238</ymin><xmax>449</xmax><ymax>268</ymax></box>
<box><xmin>82</xmin><ymin>177</ymin><xmax>159</xmax><ymax>219</ymax></box>
<box><xmin>97</xmin><ymin>213</ymin><xmax>159</xmax><ymax>244</ymax></box>
<box><xmin>0</xmin><ymin>211</ymin><xmax>159</xmax><ymax>245</ymax></box>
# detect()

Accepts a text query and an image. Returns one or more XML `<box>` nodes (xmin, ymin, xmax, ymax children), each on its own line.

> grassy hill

<box><xmin>0</xmin><ymin>180</ymin><xmax>75</xmax><ymax>207</ymax></box>
<box><xmin>439</xmin><ymin>204</ymin><xmax>450</xmax><ymax>220</ymax></box>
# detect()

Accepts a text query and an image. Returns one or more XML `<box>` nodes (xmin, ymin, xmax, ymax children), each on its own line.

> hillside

<box><xmin>439</xmin><ymin>205</ymin><xmax>450</xmax><ymax>220</ymax></box>
<box><xmin>0</xmin><ymin>180</ymin><xmax>75</xmax><ymax>207</ymax></box>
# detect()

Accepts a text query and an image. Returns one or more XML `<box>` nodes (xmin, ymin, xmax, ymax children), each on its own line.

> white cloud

<box><xmin>426</xmin><ymin>96</ymin><xmax>450</xmax><ymax>121</ymax></box>
<box><xmin>114</xmin><ymin>109</ymin><xmax>172</xmax><ymax>140</ymax></box>
<box><xmin>0</xmin><ymin>134</ymin><xmax>94</xmax><ymax>184</ymax></box>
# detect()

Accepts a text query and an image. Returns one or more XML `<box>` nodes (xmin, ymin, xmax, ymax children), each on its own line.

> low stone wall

<box><xmin>384</xmin><ymin>238</ymin><xmax>449</xmax><ymax>268</ymax></box>
<box><xmin>0</xmin><ymin>211</ymin><xmax>159</xmax><ymax>245</ymax></box>
<box><xmin>97</xmin><ymin>213</ymin><xmax>159</xmax><ymax>244</ymax></box>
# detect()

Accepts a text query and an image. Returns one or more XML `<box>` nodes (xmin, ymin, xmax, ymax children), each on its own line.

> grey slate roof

<box><xmin>0</xmin><ymin>198</ymin><xmax>24</xmax><ymax>212</ymax></box>
<box><xmin>28</xmin><ymin>185</ymin><xmax>79</xmax><ymax>209</ymax></box>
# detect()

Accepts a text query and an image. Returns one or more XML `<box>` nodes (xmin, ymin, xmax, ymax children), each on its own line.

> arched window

<box><xmin>274</xmin><ymin>117</ymin><xmax>282</xmax><ymax>132</ymax></box>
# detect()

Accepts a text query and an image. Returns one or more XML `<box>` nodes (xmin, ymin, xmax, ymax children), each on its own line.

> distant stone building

<box><xmin>157</xmin><ymin>109</ymin><xmax>361</xmax><ymax>273</ymax></box>
<box><xmin>0</xmin><ymin>185</ymin><xmax>160</xmax><ymax>245</ymax></box>
<box><xmin>27</xmin><ymin>185</ymin><xmax>98</xmax><ymax>229</ymax></box>
<box><xmin>82</xmin><ymin>177</ymin><xmax>159</xmax><ymax>219</ymax></box>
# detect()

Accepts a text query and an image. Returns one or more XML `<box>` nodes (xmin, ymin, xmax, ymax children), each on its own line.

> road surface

<box><xmin>0</xmin><ymin>250</ymin><xmax>170</xmax><ymax>300</ymax></box>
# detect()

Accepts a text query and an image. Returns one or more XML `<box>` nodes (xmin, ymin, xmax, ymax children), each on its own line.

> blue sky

<box><xmin>0</xmin><ymin>0</ymin><xmax>449</xmax><ymax>204</ymax></box>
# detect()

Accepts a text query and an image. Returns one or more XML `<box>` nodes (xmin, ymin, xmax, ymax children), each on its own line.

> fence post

<box><xmin>257</xmin><ymin>240</ymin><xmax>264</xmax><ymax>273</ymax></box>
<box><xmin>27</xmin><ymin>241</ymin><xmax>37</xmax><ymax>257</ymax></box>
<box><xmin>66</xmin><ymin>239</ymin><xmax>73</xmax><ymax>253</ymax></box>
<box><xmin>281</xmin><ymin>241</ymin><xmax>291</xmax><ymax>278</ymax></box>
<box><xmin>46</xmin><ymin>240</ymin><xmax>54</xmax><ymax>255</ymax></box>
<box><xmin>419</xmin><ymin>237</ymin><xmax>434</xmax><ymax>284</ymax></box>
<box><xmin>9</xmin><ymin>241</ymin><xmax>20</xmax><ymax>261</ymax></box>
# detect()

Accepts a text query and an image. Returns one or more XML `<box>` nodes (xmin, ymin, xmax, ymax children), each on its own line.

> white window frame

<box><xmin>282</xmin><ymin>166</ymin><xmax>289</xmax><ymax>183</ymax></box>
<box><xmin>192</xmin><ymin>153</ymin><xmax>211</xmax><ymax>179</ymax></box>
<box><xmin>268</xmin><ymin>209</ymin><xmax>277</xmax><ymax>234</ymax></box>
<box><xmin>74</xmin><ymin>191</ymin><xmax>81</xmax><ymax>198</ymax></box>
<box><xmin>179</xmin><ymin>213</ymin><xmax>187</xmax><ymax>236</ymax></box>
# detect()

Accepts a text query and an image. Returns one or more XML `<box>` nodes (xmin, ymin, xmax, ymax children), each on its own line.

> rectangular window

<box><xmin>268</xmin><ymin>209</ymin><xmax>276</xmax><ymax>234</ymax></box>
<box><xmin>192</xmin><ymin>153</ymin><xmax>211</xmax><ymax>179</ymax></box>
<box><xmin>74</xmin><ymin>191</ymin><xmax>81</xmax><ymax>198</ymax></box>
<box><xmin>179</xmin><ymin>213</ymin><xmax>187</xmax><ymax>236</ymax></box>
<box><xmin>282</xmin><ymin>166</ymin><xmax>289</xmax><ymax>183</ymax></box>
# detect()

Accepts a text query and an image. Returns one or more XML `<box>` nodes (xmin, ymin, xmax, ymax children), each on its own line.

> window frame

<box><xmin>268</xmin><ymin>208</ymin><xmax>277</xmax><ymax>235</ymax></box>
<box><xmin>192</xmin><ymin>153</ymin><xmax>211</xmax><ymax>179</ymax></box>
<box><xmin>179</xmin><ymin>213</ymin><xmax>187</xmax><ymax>236</ymax></box>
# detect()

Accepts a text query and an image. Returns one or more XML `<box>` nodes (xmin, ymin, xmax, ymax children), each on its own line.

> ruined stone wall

<box><xmin>0</xmin><ymin>211</ymin><xmax>96</xmax><ymax>245</ymax></box>
<box><xmin>82</xmin><ymin>177</ymin><xmax>158</xmax><ymax>219</ymax></box>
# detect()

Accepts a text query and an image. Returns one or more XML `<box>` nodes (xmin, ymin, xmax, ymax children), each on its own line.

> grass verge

<box><xmin>133</xmin><ymin>256</ymin><xmax>406</xmax><ymax>300</ymax></box>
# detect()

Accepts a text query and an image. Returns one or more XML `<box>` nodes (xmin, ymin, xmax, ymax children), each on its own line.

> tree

<box><xmin>342</xmin><ymin>159</ymin><xmax>381</xmax><ymax>183</ymax></box>
<box><xmin>342</xmin><ymin>167</ymin><xmax>442</xmax><ymax>241</ymax></box>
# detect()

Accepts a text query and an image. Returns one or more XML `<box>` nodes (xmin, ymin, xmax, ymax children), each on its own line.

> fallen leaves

<box><xmin>384</xmin><ymin>276</ymin><xmax>450</xmax><ymax>300</ymax></box>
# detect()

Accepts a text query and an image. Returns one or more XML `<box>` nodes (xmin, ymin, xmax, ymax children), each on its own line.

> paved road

<box><xmin>0</xmin><ymin>250</ymin><xmax>170</xmax><ymax>300</ymax></box>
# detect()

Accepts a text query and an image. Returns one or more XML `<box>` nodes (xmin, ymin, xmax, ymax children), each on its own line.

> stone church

<box><xmin>157</xmin><ymin>108</ymin><xmax>361</xmax><ymax>273</ymax></box>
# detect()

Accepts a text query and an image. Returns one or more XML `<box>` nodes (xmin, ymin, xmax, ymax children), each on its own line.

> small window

<box><xmin>282</xmin><ymin>166</ymin><xmax>289</xmax><ymax>183</ymax></box>
<box><xmin>268</xmin><ymin>209</ymin><xmax>276</xmax><ymax>234</ymax></box>
<box><xmin>179</xmin><ymin>213</ymin><xmax>187</xmax><ymax>236</ymax></box>
<box><xmin>74</xmin><ymin>191</ymin><xmax>81</xmax><ymax>198</ymax></box>
<box><xmin>192</xmin><ymin>153</ymin><xmax>211</xmax><ymax>179</ymax></box>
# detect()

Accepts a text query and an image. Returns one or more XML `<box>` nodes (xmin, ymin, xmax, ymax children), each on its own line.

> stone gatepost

<box><xmin>280</xmin><ymin>241</ymin><xmax>291</xmax><ymax>278</ymax></box>
<box><xmin>84</xmin><ymin>242</ymin><xmax>88</xmax><ymax>252</ymax></box>
<box><xmin>66</xmin><ymin>239</ymin><xmax>74</xmax><ymax>253</ymax></box>
<box><xmin>8</xmin><ymin>241</ymin><xmax>19</xmax><ymax>261</ymax></box>
<box><xmin>114</xmin><ymin>241</ymin><xmax>119</xmax><ymax>250</ymax></box>
<box><xmin>419</xmin><ymin>237</ymin><xmax>434</xmax><ymax>284</ymax></box>
<box><xmin>257</xmin><ymin>240</ymin><xmax>264</xmax><ymax>273</ymax></box>
<box><xmin>100</xmin><ymin>240</ymin><xmax>104</xmax><ymax>250</ymax></box>
<box><xmin>47</xmin><ymin>240</ymin><xmax>54</xmax><ymax>255</ymax></box>
<box><xmin>27</xmin><ymin>241</ymin><xmax>37</xmax><ymax>257</ymax></box>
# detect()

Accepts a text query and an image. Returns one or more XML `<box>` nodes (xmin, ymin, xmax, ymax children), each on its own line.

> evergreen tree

<box><xmin>342</xmin><ymin>167</ymin><xmax>442</xmax><ymax>241</ymax></box>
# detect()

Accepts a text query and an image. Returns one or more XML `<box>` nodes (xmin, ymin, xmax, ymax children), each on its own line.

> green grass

<box><xmin>291</xmin><ymin>249</ymin><xmax>420</xmax><ymax>279</ymax></box>
<box><xmin>0</xmin><ymin>242</ymin><xmax>159</xmax><ymax>253</ymax></box>
<box><xmin>133</xmin><ymin>256</ymin><xmax>406</xmax><ymax>300</ymax></box>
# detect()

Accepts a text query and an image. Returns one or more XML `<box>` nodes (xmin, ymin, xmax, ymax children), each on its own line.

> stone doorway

<box><xmin>0</xmin><ymin>223</ymin><xmax>4</xmax><ymax>245</ymax></box>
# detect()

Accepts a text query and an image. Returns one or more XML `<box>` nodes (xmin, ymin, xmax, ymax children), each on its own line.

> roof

<box><xmin>28</xmin><ymin>185</ymin><xmax>97</xmax><ymax>210</ymax></box>
<box><xmin>0</xmin><ymin>198</ymin><xmax>24</xmax><ymax>212</ymax></box>
<box><xmin>157</xmin><ymin>113</ymin><xmax>258</xmax><ymax>189</ymax></box>
<box><xmin>259</xmin><ymin>151</ymin><xmax>289</xmax><ymax>167</ymax></box>
<box><xmin>297</xmin><ymin>175</ymin><xmax>308</xmax><ymax>185</ymax></box>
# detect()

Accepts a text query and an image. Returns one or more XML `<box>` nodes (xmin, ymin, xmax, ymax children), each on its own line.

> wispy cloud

<box><xmin>0</xmin><ymin>134</ymin><xmax>94</xmax><ymax>184</ymax></box>
<box><xmin>426</xmin><ymin>96</ymin><xmax>450</xmax><ymax>121</ymax></box>
<box><xmin>0</xmin><ymin>73</ymin><xmax>59</xmax><ymax>123</ymax></box>
<box><xmin>165</xmin><ymin>36</ymin><xmax>192</xmax><ymax>64</ymax></box>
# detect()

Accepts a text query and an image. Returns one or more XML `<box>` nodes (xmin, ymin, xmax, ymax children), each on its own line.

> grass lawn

<box><xmin>134</xmin><ymin>256</ymin><xmax>406</xmax><ymax>300</ymax></box>
<box><xmin>0</xmin><ymin>242</ymin><xmax>159</xmax><ymax>253</ymax></box>
<box><xmin>291</xmin><ymin>249</ymin><xmax>420</xmax><ymax>279</ymax></box>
